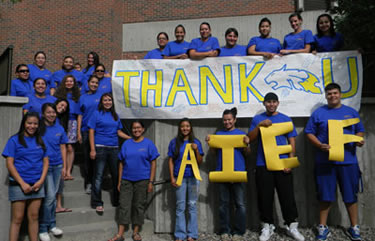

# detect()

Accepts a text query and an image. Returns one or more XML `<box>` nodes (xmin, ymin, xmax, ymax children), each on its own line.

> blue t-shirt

<box><xmin>249</xmin><ymin>112</ymin><xmax>297</xmax><ymax>167</ymax></box>
<box><xmin>82</xmin><ymin>65</ymin><xmax>95</xmax><ymax>83</ymax></box>
<box><xmin>51</xmin><ymin>69</ymin><xmax>84</xmax><ymax>88</ymax></box>
<box><xmin>2</xmin><ymin>135</ymin><xmax>47</xmax><ymax>184</ymax></box>
<box><xmin>215</xmin><ymin>128</ymin><xmax>247</xmax><ymax>171</ymax></box>
<box><xmin>87</xmin><ymin>110</ymin><xmax>123</xmax><ymax>146</ymax></box>
<box><xmin>162</xmin><ymin>41</ymin><xmax>190</xmax><ymax>57</ymax></box>
<box><xmin>42</xmin><ymin>122</ymin><xmax>68</xmax><ymax>166</ymax></box>
<box><xmin>313</xmin><ymin>33</ymin><xmax>344</xmax><ymax>52</ymax></box>
<box><xmin>247</xmin><ymin>36</ymin><xmax>282</xmax><ymax>54</ymax></box>
<box><xmin>219</xmin><ymin>45</ymin><xmax>247</xmax><ymax>57</ymax></box>
<box><xmin>66</xmin><ymin>93</ymin><xmax>79</xmax><ymax>120</ymax></box>
<box><xmin>144</xmin><ymin>48</ymin><xmax>163</xmax><ymax>59</ymax></box>
<box><xmin>23</xmin><ymin>94</ymin><xmax>57</xmax><ymax>115</ymax></box>
<box><xmin>27</xmin><ymin>64</ymin><xmax>53</xmax><ymax>86</ymax></box>
<box><xmin>188</xmin><ymin>37</ymin><xmax>220</xmax><ymax>53</ymax></box>
<box><xmin>305</xmin><ymin>104</ymin><xmax>364</xmax><ymax>165</ymax></box>
<box><xmin>78</xmin><ymin>91</ymin><xmax>102</xmax><ymax>132</ymax></box>
<box><xmin>283</xmin><ymin>30</ymin><xmax>314</xmax><ymax>50</ymax></box>
<box><xmin>119</xmin><ymin>138</ymin><xmax>160</xmax><ymax>181</ymax></box>
<box><xmin>168</xmin><ymin>138</ymin><xmax>204</xmax><ymax>177</ymax></box>
<box><xmin>10</xmin><ymin>78</ymin><xmax>33</xmax><ymax>97</ymax></box>
<box><xmin>81</xmin><ymin>77</ymin><xmax>112</xmax><ymax>95</ymax></box>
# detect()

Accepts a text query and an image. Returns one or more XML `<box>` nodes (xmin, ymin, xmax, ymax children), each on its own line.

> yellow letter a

<box><xmin>176</xmin><ymin>144</ymin><xmax>202</xmax><ymax>186</ymax></box>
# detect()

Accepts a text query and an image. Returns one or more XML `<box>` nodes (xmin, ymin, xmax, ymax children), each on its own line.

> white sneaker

<box><xmin>50</xmin><ymin>227</ymin><xmax>63</xmax><ymax>236</ymax></box>
<box><xmin>286</xmin><ymin>222</ymin><xmax>305</xmax><ymax>241</ymax></box>
<box><xmin>39</xmin><ymin>232</ymin><xmax>51</xmax><ymax>241</ymax></box>
<box><xmin>259</xmin><ymin>223</ymin><xmax>275</xmax><ymax>241</ymax></box>
<box><xmin>85</xmin><ymin>184</ymin><xmax>92</xmax><ymax>194</ymax></box>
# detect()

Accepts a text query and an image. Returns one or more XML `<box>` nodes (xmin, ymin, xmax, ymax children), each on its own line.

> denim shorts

<box><xmin>9</xmin><ymin>182</ymin><xmax>45</xmax><ymax>201</ymax></box>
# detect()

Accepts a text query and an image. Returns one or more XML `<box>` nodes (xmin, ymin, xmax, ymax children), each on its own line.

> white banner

<box><xmin>112</xmin><ymin>51</ymin><xmax>362</xmax><ymax>119</ymax></box>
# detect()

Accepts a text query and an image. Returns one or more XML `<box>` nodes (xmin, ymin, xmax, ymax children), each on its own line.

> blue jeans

<box><xmin>39</xmin><ymin>164</ymin><xmax>62</xmax><ymax>233</ymax></box>
<box><xmin>91</xmin><ymin>146</ymin><xmax>119</xmax><ymax>207</ymax></box>
<box><xmin>82</xmin><ymin>131</ymin><xmax>93</xmax><ymax>188</ymax></box>
<box><xmin>175</xmin><ymin>177</ymin><xmax>199</xmax><ymax>240</ymax></box>
<box><xmin>218</xmin><ymin>182</ymin><xmax>246</xmax><ymax>235</ymax></box>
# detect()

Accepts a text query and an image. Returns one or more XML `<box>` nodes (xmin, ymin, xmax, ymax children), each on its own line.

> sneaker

<box><xmin>316</xmin><ymin>225</ymin><xmax>330</xmax><ymax>241</ymax></box>
<box><xmin>346</xmin><ymin>225</ymin><xmax>362</xmax><ymax>241</ymax></box>
<box><xmin>85</xmin><ymin>184</ymin><xmax>92</xmax><ymax>194</ymax></box>
<box><xmin>39</xmin><ymin>232</ymin><xmax>51</xmax><ymax>241</ymax></box>
<box><xmin>286</xmin><ymin>222</ymin><xmax>305</xmax><ymax>241</ymax></box>
<box><xmin>50</xmin><ymin>227</ymin><xmax>63</xmax><ymax>236</ymax></box>
<box><xmin>259</xmin><ymin>223</ymin><xmax>275</xmax><ymax>241</ymax></box>
<box><xmin>220</xmin><ymin>233</ymin><xmax>231</xmax><ymax>241</ymax></box>
<box><xmin>232</xmin><ymin>234</ymin><xmax>243</xmax><ymax>241</ymax></box>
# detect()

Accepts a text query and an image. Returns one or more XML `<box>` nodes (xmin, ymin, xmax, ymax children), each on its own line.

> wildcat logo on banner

<box><xmin>112</xmin><ymin>51</ymin><xmax>362</xmax><ymax>119</ymax></box>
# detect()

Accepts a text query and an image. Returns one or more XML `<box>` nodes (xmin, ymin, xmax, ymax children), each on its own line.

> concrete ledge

<box><xmin>0</xmin><ymin>95</ymin><xmax>28</xmax><ymax>104</ymax></box>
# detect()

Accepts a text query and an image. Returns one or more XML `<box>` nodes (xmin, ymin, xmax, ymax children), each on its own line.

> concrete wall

<box><xmin>0</xmin><ymin>96</ymin><xmax>28</xmax><ymax>241</ymax></box>
<box><xmin>144</xmin><ymin>100</ymin><xmax>375</xmax><ymax>233</ymax></box>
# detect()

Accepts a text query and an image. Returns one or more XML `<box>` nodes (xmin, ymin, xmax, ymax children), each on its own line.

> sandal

<box><xmin>187</xmin><ymin>238</ymin><xmax>196</xmax><ymax>241</ymax></box>
<box><xmin>55</xmin><ymin>207</ymin><xmax>72</xmax><ymax>213</ymax></box>
<box><xmin>108</xmin><ymin>234</ymin><xmax>124</xmax><ymax>241</ymax></box>
<box><xmin>96</xmin><ymin>206</ymin><xmax>104</xmax><ymax>213</ymax></box>
<box><xmin>132</xmin><ymin>232</ymin><xmax>142</xmax><ymax>241</ymax></box>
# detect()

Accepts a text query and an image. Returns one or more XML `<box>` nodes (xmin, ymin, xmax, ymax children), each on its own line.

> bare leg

<box><xmin>345</xmin><ymin>202</ymin><xmax>358</xmax><ymax>226</ymax></box>
<box><xmin>66</xmin><ymin>144</ymin><xmax>75</xmax><ymax>177</ymax></box>
<box><xmin>118</xmin><ymin>224</ymin><xmax>125</xmax><ymax>236</ymax></box>
<box><xmin>27</xmin><ymin>198</ymin><xmax>42</xmax><ymax>241</ymax></box>
<box><xmin>319</xmin><ymin>201</ymin><xmax>332</xmax><ymax>225</ymax></box>
<box><xmin>9</xmin><ymin>200</ymin><xmax>26</xmax><ymax>241</ymax></box>
<box><xmin>56</xmin><ymin>193</ymin><xmax>63</xmax><ymax>210</ymax></box>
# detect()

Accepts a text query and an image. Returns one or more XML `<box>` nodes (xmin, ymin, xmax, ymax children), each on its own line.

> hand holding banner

<box><xmin>259</xmin><ymin>122</ymin><xmax>300</xmax><ymax>171</ymax></box>
<box><xmin>208</xmin><ymin>135</ymin><xmax>247</xmax><ymax>182</ymax></box>
<box><xmin>328</xmin><ymin>118</ymin><xmax>364</xmax><ymax>162</ymax></box>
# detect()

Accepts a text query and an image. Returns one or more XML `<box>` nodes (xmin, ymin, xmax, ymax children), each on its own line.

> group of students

<box><xmin>3</xmin><ymin>12</ymin><xmax>363</xmax><ymax>241</ymax></box>
<box><xmin>144</xmin><ymin>13</ymin><xmax>343</xmax><ymax>60</ymax></box>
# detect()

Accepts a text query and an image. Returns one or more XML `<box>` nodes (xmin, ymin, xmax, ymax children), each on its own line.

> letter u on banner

<box><xmin>259</xmin><ymin>122</ymin><xmax>300</xmax><ymax>171</ymax></box>
<box><xmin>328</xmin><ymin>118</ymin><xmax>363</xmax><ymax>162</ymax></box>
<box><xmin>208</xmin><ymin>135</ymin><xmax>247</xmax><ymax>182</ymax></box>
<box><xmin>176</xmin><ymin>144</ymin><xmax>202</xmax><ymax>186</ymax></box>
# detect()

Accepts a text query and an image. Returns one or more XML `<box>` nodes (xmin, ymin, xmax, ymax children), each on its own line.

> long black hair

<box><xmin>83</xmin><ymin>51</ymin><xmax>100</xmax><ymax>73</ymax></box>
<box><xmin>316</xmin><ymin>13</ymin><xmax>336</xmax><ymax>37</ymax></box>
<box><xmin>98</xmin><ymin>92</ymin><xmax>118</xmax><ymax>121</ymax></box>
<box><xmin>55</xmin><ymin>98</ymin><xmax>70</xmax><ymax>132</ymax></box>
<box><xmin>39</xmin><ymin>103</ymin><xmax>57</xmax><ymax>136</ymax></box>
<box><xmin>54</xmin><ymin>74</ymin><xmax>80</xmax><ymax>102</ymax></box>
<box><xmin>17</xmin><ymin>112</ymin><xmax>45</xmax><ymax>149</ymax></box>
<box><xmin>173</xmin><ymin>118</ymin><xmax>195</xmax><ymax>160</ymax></box>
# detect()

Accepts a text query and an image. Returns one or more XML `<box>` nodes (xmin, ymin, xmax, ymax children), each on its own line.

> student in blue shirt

<box><xmin>305</xmin><ymin>83</ymin><xmax>365</xmax><ymax>241</ymax></box>
<box><xmin>28</xmin><ymin>51</ymin><xmax>55</xmax><ymax>95</ymax></box>
<box><xmin>248</xmin><ymin>18</ymin><xmax>282</xmax><ymax>59</ymax></box>
<box><xmin>280</xmin><ymin>13</ymin><xmax>314</xmax><ymax>55</ymax></box>
<box><xmin>144</xmin><ymin>32</ymin><xmax>169</xmax><ymax>59</ymax></box>
<box><xmin>54</xmin><ymin>75</ymin><xmax>81</xmax><ymax>181</ymax></box>
<box><xmin>313</xmin><ymin>14</ymin><xmax>344</xmax><ymax>53</ymax></box>
<box><xmin>82</xmin><ymin>51</ymin><xmax>99</xmax><ymax>81</ymax></box>
<box><xmin>2</xmin><ymin>112</ymin><xmax>48</xmax><ymax>241</ymax></box>
<box><xmin>38</xmin><ymin>103</ymin><xmax>68</xmax><ymax>241</ymax></box>
<box><xmin>188</xmin><ymin>22</ymin><xmax>220</xmax><ymax>59</ymax></box>
<box><xmin>51</xmin><ymin>56</ymin><xmax>84</xmax><ymax>88</ymax></box>
<box><xmin>163</xmin><ymin>25</ymin><xmax>190</xmax><ymax>59</ymax></box>
<box><xmin>88</xmin><ymin>93</ymin><xmax>130</xmax><ymax>212</ymax></box>
<box><xmin>109</xmin><ymin>120</ymin><xmax>159</xmax><ymax>241</ymax></box>
<box><xmin>10</xmin><ymin>64</ymin><xmax>33</xmax><ymax>97</ymax></box>
<box><xmin>206</xmin><ymin>108</ymin><xmax>250</xmax><ymax>241</ymax></box>
<box><xmin>168</xmin><ymin>118</ymin><xmax>204</xmax><ymax>241</ymax></box>
<box><xmin>74</xmin><ymin>62</ymin><xmax>82</xmax><ymax>71</ymax></box>
<box><xmin>77</xmin><ymin>75</ymin><xmax>102</xmax><ymax>194</ymax></box>
<box><xmin>23</xmin><ymin>78</ymin><xmax>57</xmax><ymax>115</ymax></box>
<box><xmin>219</xmin><ymin>28</ymin><xmax>247</xmax><ymax>57</ymax></box>
<box><xmin>81</xmin><ymin>64</ymin><xmax>112</xmax><ymax>94</ymax></box>
<box><xmin>248</xmin><ymin>93</ymin><xmax>304</xmax><ymax>241</ymax></box>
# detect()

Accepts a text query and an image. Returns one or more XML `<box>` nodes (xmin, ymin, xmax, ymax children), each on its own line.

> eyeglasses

<box><xmin>18</xmin><ymin>69</ymin><xmax>29</xmax><ymax>73</ymax></box>
<box><xmin>96</xmin><ymin>70</ymin><xmax>105</xmax><ymax>73</ymax></box>
<box><xmin>158</xmin><ymin>38</ymin><xmax>167</xmax><ymax>41</ymax></box>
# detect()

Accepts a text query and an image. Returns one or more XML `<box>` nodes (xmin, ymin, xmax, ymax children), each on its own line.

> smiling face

<box><xmin>34</xmin><ymin>78</ymin><xmax>47</xmax><ymax>95</ymax></box>
<box><xmin>63</xmin><ymin>57</ymin><xmax>74</xmax><ymax>71</ymax></box>
<box><xmin>87</xmin><ymin>54</ymin><xmax>94</xmax><ymax>66</ymax></box>
<box><xmin>24</xmin><ymin>116</ymin><xmax>38</xmax><ymax>137</ymax></box>
<box><xmin>102</xmin><ymin>95</ymin><xmax>113</xmax><ymax>110</ymax></box>
<box><xmin>179</xmin><ymin>120</ymin><xmax>191</xmax><ymax>139</ymax></box>
<box><xmin>88</xmin><ymin>77</ymin><xmax>99</xmax><ymax>92</ymax></box>
<box><xmin>263</xmin><ymin>100</ymin><xmax>279</xmax><ymax>115</ymax></box>
<box><xmin>157</xmin><ymin>33</ymin><xmax>168</xmax><ymax>48</ymax></box>
<box><xmin>56</xmin><ymin>100</ymin><xmax>68</xmax><ymax>114</ymax></box>
<box><xmin>35</xmin><ymin>53</ymin><xmax>46</xmax><ymax>68</ymax></box>
<box><xmin>175</xmin><ymin>26</ymin><xmax>185</xmax><ymax>42</ymax></box>
<box><xmin>132</xmin><ymin>122</ymin><xmax>145</xmax><ymax>139</ymax></box>
<box><xmin>18</xmin><ymin>67</ymin><xmax>30</xmax><ymax>81</ymax></box>
<box><xmin>225</xmin><ymin>31</ymin><xmax>238</xmax><ymax>48</ymax></box>
<box><xmin>95</xmin><ymin>66</ymin><xmax>105</xmax><ymax>79</ymax></box>
<box><xmin>43</xmin><ymin>106</ymin><xmax>57</xmax><ymax>125</ymax></box>
<box><xmin>289</xmin><ymin>16</ymin><xmax>302</xmax><ymax>32</ymax></box>
<box><xmin>259</xmin><ymin>21</ymin><xmax>271</xmax><ymax>37</ymax></box>
<box><xmin>65</xmin><ymin>76</ymin><xmax>75</xmax><ymax>90</ymax></box>
<box><xmin>223</xmin><ymin>113</ymin><xmax>236</xmax><ymax>131</ymax></box>
<box><xmin>200</xmin><ymin>24</ymin><xmax>211</xmax><ymax>39</ymax></box>
<box><xmin>325</xmin><ymin>88</ymin><xmax>342</xmax><ymax>108</ymax></box>
<box><xmin>318</xmin><ymin>16</ymin><xmax>331</xmax><ymax>35</ymax></box>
